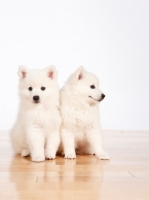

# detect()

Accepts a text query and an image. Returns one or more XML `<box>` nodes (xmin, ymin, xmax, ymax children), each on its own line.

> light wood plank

<box><xmin>0</xmin><ymin>130</ymin><xmax>149</xmax><ymax>200</ymax></box>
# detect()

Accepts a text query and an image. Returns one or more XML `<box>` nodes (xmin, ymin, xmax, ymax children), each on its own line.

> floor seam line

<box><xmin>128</xmin><ymin>171</ymin><xmax>134</xmax><ymax>177</ymax></box>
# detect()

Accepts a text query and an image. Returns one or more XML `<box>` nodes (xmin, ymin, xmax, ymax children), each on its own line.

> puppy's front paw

<box><xmin>96</xmin><ymin>150</ymin><xmax>110</xmax><ymax>160</ymax></box>
<box><xmin>65</xmin><ymin>151</ymin><xmax>76</xmax><ymax>159</ymax></box>
<box><xmin>45</xmin><ymin>151</ymin><xmax>56</xmax><ymax>160</ymax></box>
<box><xmin>31</xmin><ymin>155</ymin><xmax>45</xmax><ymax>162</ymax></box>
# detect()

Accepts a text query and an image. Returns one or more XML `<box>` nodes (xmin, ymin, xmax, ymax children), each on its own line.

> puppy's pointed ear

<box><xmin>75</xmin><ymin>66</ymin><xmax>86</xmax><ymax>80</ymax></box>
<box><xmin>18</xmin><ymin>65</ymin><xmax>28</xmax><ymax>79</ymax></box>
<box><xmin>45</xmin><ymin>65</ymin><xmax>57</xmax><ymax>80</ymax></box>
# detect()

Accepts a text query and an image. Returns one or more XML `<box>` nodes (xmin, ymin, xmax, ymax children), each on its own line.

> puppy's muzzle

<box><xmin>89</xmin><ymin>93</ymin><xmax>106</xmax><ymax>102</ymax></box>
<box><xmin>33</xmin><ymin>95</ymin><xmax>40</xmax><ymax>103</ymax></box>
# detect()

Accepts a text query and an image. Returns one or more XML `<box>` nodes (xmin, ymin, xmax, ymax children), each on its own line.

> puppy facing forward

<box><xmin>60</xmin><ymin>66</ymin><xmax>110</xmax><ymax>160</ymax></box>
<box><xmin>10</xmin><ymin>66</ymin><xmax>61</xmax><ymax>162</ymax></box>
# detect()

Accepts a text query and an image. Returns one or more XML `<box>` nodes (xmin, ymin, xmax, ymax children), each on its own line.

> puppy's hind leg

<box><xmin>10</xmin><ymin>127</ymin><xmax>24</xmax><ymax>155</ymax></box>
<box><xmin>86</xmin><ymin>129</ymin><xmax>110</xmax><ymax>160</ymax></box>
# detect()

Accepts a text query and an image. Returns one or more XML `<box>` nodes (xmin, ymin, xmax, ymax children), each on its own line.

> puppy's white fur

<box><xmin>10</xmin><ymin>66</ymin><xmax>61</xmax><ymax>162</ymax></box>
<box><xmin>60</xmin><ymin>67</ymin><xmax>109</xmax><ymax>159</ymax></box>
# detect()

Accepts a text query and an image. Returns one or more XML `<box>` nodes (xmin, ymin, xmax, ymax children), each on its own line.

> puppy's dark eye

<box><xmin>90</xmin><ymin>85</ymin><xmax>95</xmax><ymax>89</ymax></box>
<box><xmin>41</xmin><ymin>86</ymin><xmax>46</xmax><ymax>91</ymax></box>
<box><xmin>28</xmin><ymin>87</ymin><xmax>32</xmax><ymax>91</ymax></box>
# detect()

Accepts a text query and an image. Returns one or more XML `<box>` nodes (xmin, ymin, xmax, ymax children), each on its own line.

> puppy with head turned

<box><xmin>60</xmin><ymin>66</ymin><xmax>110</xmax><ymax>160</ymax></box>
<box><xmin>10</xmin><ymin>65</ymin><xmax>61</xmax><ymax>162</ymax></box>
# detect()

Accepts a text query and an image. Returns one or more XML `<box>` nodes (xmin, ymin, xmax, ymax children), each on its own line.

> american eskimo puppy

<box><xmin>10</xmin><ymin>66</ymin><xmax>61</xmax><ymax>162</ymax></box>
<box><xmin>60</xmin><ymin>66</ymin><xmax>110</xmax><ymax>159</ymax></box>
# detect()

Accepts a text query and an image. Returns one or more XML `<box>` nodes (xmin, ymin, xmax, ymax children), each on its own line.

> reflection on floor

<box><xmin>0</xmin><ymin>130</ymin><xmax>149</xmax><ymax>200</ymax></box>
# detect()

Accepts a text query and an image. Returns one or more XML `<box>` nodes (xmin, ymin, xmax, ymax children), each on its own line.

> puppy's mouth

<box><xmin>88</xmin><ymin>96</ymin><xmax>104</xmax><ymax>102</ymax></box>
<box><xmin>34</xmin><ymin>101</ymin><xmax>40</xmax><ymax>104</ymax></box>
<box><xmin>33</xmin><ymin>100</ymin><xmax>40</xmax><ymax>104</ymax></box>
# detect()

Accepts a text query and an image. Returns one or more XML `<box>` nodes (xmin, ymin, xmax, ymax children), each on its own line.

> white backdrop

<box><xmin>0</xmin><ymin>0</ymin><xmax>149</xmax><ymax>130</ymax></box>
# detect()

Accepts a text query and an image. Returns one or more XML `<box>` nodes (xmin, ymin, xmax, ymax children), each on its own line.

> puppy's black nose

<box><xmin>33</xmin><ymin>96</ymin><xmax>40</xmax><ymax>102</ymax></box>
<box><xmin>101</xmin><ymin>94</ymin><xmax>105</xmax><ymax>99</ymax></box>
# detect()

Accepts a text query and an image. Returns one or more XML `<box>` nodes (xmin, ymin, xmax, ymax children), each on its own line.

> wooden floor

<box><xmin>0</xmin><ymin>130</ymin><xmax>149</xmax><ymax>200</ymax></box>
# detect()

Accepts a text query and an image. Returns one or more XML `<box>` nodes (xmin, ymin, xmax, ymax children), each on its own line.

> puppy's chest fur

<box><xmin>22</xmin><ymin>105</ymin><xmax>59</xmax><ymax>129</ymax></box>
<box><xmin>73</xmin><ymin>104</ymin><xmax>98</xmax><ymax>126</ymax></box>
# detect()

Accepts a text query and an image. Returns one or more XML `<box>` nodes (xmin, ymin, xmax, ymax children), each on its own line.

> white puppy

<box><xmin>10</xmin><ymin>66</ymin><xmax>61</xmax><ymax>162</ymax></box>
<box><xmin>60</xmin><ymin>67</ymin><xmax>109</xmax><ymax>159</ymax></box>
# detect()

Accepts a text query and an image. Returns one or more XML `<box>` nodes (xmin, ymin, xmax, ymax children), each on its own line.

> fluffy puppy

<box><xmin>10</xmin><ymin>66</ymin><xmax>61</xmax><ymax>162</ymax></box>
<box><xmin>60</xmin><ymin>66</ymin><xmax>109</xmax><ymax>159</ymax></box>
